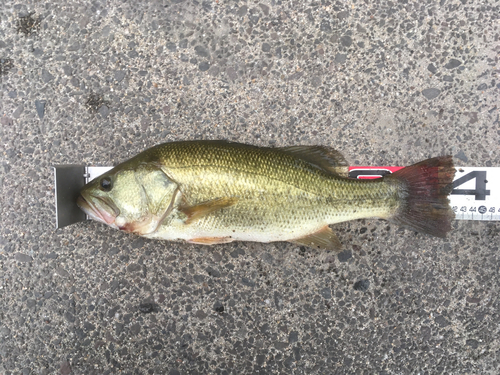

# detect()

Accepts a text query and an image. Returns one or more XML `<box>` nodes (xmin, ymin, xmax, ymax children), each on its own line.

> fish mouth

<box><xmin>77</xmin><ymin>193</ymin><xmax>119</xmax><ymax>227</ymax></box>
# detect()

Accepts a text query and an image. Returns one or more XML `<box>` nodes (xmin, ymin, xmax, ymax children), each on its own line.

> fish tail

<box><xmin>387</xmin><ymin>156</ymin><xmax>456</xmax><ymax>238</ymax></box>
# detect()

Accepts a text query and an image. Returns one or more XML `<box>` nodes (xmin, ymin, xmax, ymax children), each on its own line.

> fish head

<box><xmin>77</xmin><ymin>163</ymin><xmax>178</xmax><ymax>235</ymax></box>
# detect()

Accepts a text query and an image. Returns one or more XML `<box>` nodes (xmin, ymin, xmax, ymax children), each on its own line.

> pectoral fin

<box><xmin>289</xmin><ymin>226</ymin><xmax>341</xmax><ymax>250</ymax></box>
<box><xmin>180</xmin><ymin>197</ymin><xmax>239</xmax><ymax>224</ymax></box>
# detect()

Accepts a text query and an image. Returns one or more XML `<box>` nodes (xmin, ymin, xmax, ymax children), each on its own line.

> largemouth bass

<box><xmin>77</xmin><ymin>140</ymin><xmax>455</xmax><ymax>250</ymax></box>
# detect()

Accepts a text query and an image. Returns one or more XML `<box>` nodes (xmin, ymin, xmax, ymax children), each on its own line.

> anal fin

<box><xmin>289</xmin><ymin>226</ymin><xmax>341</xmax><ymax>250</ymax></box>
<box><xmin>180</xmin><ymin>197</ymin><xmax>238</xmax><ymax>225</ymax></box>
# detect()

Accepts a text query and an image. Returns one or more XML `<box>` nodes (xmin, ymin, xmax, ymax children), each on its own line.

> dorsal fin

<box><xmin>278</xmin><ymin>145</ymin><xmax>349</xmax><ymax>177</ymax></box>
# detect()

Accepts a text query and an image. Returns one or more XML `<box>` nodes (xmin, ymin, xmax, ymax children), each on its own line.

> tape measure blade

<box><xmin>449</xmin><ymin>167</ymin><xmax>500</xmax><ymax>221</ymax></box>
<box><xmin>348</xmin><ymin>166</ymin><xmax>500</xmax><ymax>221</ymax></box>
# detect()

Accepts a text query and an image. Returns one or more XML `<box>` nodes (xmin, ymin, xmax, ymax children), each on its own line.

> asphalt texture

<box><xmin>1</xmin><ymin>0</ymin><xmax>499</xmax><ymax>374</ymax></box>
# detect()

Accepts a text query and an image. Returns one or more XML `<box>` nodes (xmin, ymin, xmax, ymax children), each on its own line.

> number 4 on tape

<box><xmin>348</xmin><ymin>167</ymin><xmax>500</xmax><ymax>221</ymax></box>
<box><xmin>451</xmin><ymin>171</ymin><xmax>490</xmax><ymax>200</ymax></box>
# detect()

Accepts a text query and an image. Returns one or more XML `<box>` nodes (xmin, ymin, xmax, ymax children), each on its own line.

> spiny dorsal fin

<box><xmin>289</xmin><ymin>225</ymin><xmax>341</xmax><ymax>251</ymax></box>
<box><xmin>180</xmin><ymin>197</ymin><xmax>239</xmax><ymax>225</ymax></box>
<box><xmin>278</xmin><ymin>145</ymin><xmax>349</xmax><ymax>177</ymax></box>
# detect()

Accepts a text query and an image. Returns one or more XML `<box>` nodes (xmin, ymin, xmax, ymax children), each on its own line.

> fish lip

<box><xmin>77</xmin><ymin>193</ymin><xmax>119</xmax><ymax>226</ymax></box>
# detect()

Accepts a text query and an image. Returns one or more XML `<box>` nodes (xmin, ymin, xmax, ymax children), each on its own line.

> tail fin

<box><xmin>387</xmin><ymin>156</ymin><xmax>455</xmax><ymax>238</ymax></box>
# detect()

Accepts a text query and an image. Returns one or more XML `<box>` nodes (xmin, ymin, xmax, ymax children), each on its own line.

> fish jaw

<box><xmin>114</xmin><ymin>215</ymin><xmax>161</xmax><ymax>235</ymax></box>
<box><xmin>77</xmin><ymin>193</ymin><xmax>119</xmax><ymax>229</ymax></box>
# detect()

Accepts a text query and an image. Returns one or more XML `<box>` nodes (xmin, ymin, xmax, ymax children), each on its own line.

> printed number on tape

<box><xmin>348</xmin><ymin>167</ymin><xmax>500</xmax><ymax>221</ymax></box>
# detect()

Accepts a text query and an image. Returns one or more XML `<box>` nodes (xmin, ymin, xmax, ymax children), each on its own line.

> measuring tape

<box><xmin>88</xmin><ymin>166</ymin><xmax>500</xmax><ymax>221</ymax></box>
<box><xmin>53</xmin><ymin>165</ymin><xmax>499</xmax><ymax>229</ymax></box>
<box><xmin>87</xmin><ymin>166</ymin><xmax>500</xmax><ymax>221</ymax></box>
<box><xmin>349</xmin><ymin>167</ymin><xmax>500</xmax><ymax>221</ymax></box>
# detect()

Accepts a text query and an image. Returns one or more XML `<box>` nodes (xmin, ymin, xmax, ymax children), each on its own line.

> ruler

<box><xmin>91</xmin><ymin>166</ymin><xmax>500</xmax><ymax>221</ymax></box>
<box><xmin>349</xmin><ymin>167</ymin><xmax>500</xmax><ymax>221</ymax></box>
<box><xmin>53</xmin><ymin>165</ymin><xmax>500</xmax><ymax>228</ymax></box>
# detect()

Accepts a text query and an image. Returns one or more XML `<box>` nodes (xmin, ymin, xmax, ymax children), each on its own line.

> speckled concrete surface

<box><xmin>1</xmin><ymin>0</ymin><xmax>499</xmax><ymax>374</ymax></box>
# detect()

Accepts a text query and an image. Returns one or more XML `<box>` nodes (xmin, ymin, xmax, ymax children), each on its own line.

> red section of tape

<box><xmin>348</xmin><ymin>166</ymin><xmax>404</xmax><ymax>179</ymax></box>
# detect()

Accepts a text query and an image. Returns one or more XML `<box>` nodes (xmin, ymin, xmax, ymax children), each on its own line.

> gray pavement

<box><xmin>1</xmin><ymin>0</ymin><xmax>499</xmax><ymax>373</ymax></box>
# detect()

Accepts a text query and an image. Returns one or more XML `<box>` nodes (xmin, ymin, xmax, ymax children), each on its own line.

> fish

<box><xmin>77</xmin><ymin>140</ymin><xmax>456</xmax><ymax>250</ymax></box>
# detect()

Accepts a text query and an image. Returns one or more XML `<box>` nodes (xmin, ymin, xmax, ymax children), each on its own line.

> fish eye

<box><xmin>99</xmin><ymin>177</ymin><xmax>112</xmax><ymax>192</ymax></box>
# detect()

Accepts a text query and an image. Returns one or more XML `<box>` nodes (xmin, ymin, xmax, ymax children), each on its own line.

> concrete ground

<box><xmin>1</xmin><ymin>0</ymin><xmax>499</xmax><ymax>374</ymax></box>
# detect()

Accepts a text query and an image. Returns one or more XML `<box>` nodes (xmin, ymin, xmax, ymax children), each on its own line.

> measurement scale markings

<box><xmin>53</xmin><ymin>165</ymin><xmax>500</xmax><ymax>228</ymax></box>
<box><xmin>349</xmin><ymin>167</ymin><xmax>500</xmax><ymax>221</ymax></box>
